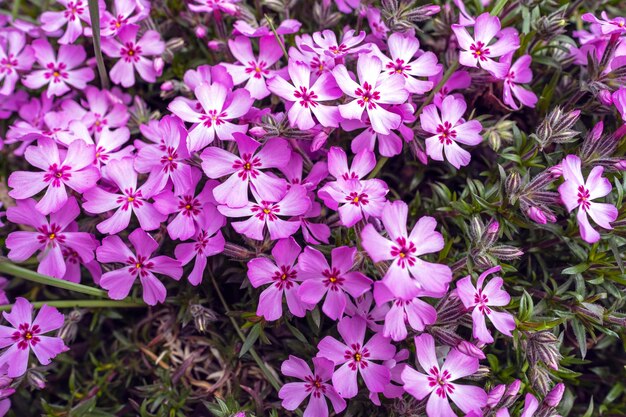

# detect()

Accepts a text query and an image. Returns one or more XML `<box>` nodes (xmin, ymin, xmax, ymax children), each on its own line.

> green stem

<box><xmin>366</xmin><ymin>156</ymin><xmax>388</xmax><ymax>180</ymax></box>
<box><xmin>0</xmin><ymin>261</ymin><xmax>109</xmax><ymax>298</ymax></box>
<box><xmin>265</xmin><ymin>14</ymin><xmax>289</xmax><ymax>61</ymax></box>
<box><xmin>11</xmin><ymin>0</ymin><xmax>21</xmax><ymax>20</ymax></box>
<box><xmin>88</xmin><ymin>0</ymin><xmax>110</xmax><ymax>89</ymax></box>
<box><xmin>415</xmin><ymin>60</ymin><xmax>459</xmax><ymax>119</ymax></box>
<box><xmin>0</xmin><ymin>300</ymin><xmax>145</xmax><ymax>311</ymax></box>
<box><xmin>490</xmin><ymin>0</ymin><xmax>508</xmax><ymax>16</ymax></box>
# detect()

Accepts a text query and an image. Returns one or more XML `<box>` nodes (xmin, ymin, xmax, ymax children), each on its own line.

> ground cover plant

<box><xmin>0</xmin><ymin>0</ymin><xmax>626</xmax><ymax>415</ymax></box>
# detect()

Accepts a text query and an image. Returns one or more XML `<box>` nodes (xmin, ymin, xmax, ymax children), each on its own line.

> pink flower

<box><xmin>221</xmin><ymin>35</ymin><xmax>283</xmax><ymax>99</ymax></box>
<box><xmin>188</xmin><ymin>0</ymin><xmax>240</xmax><ymax>15</ymax></box>
<box><xmin>501</xmin><ymin>54</ymin><xmax>537</xmax><ymax>109</ymax></box>
<box><xmin>289</xmin><ymin>34</ymin><xmax>336</xmax><ymax>77</ymax></box>
<box><xmin>201</xmin><ymin>133</ymin><xmax>290</xmax><ymax>207</ymax></box>
<box><xmin>613</xmin><ymin>88</ymin><xmax>626</xmax><ymax>121</ymax></box>
<box><xmin>23</xmin><ymin>39</ymin><xmax>94</xmax><ymax>97</ymax></box>
<box><xmin>360</xmin><ymin>200</ymin><xmax>452</xmax><ymax>298</ymax></box>
<box><xmin>233</xmin><ymin>19</ymin><xmax>301</xmax><ymax>37</ymax></box>
<box><xmin>8</xmin><ymin>138</ymin><xmax>100</xmax><ymax>215</ymax></box>
<box><xmin>420</xmin><ymin>95</ymin><xmax>483</xmax><ymax>169</ymax></box>
<box><xmin>100</xmin><ymin>0</ymin><xmax>150</xmax><ymax>37</ymax></box>
<box><xmin>372</xmin><ymin>32</ymin><xmax>441</xmax><ymax>94</ymax></box>
<box><xmin>456</xmin><ymin>265</ymin><xmax>516</xmax><ymax>344</ymax></box>
<box><xmin>333</xmin><ymin>54</ymin><xmax>409</xmax><ymax>134</ymax></box>
<box><xmin>373</xmin><ymin>282</ymin><xmax>437</xmax><ymax>342</ymax></box>
<box><xmin>169</xmin><ymin>82</ymin><xmax>253</xmax><ymax>152</ymax></box>
<box><xmin>582</xmin><ymin>12</ymin><xmax>626</xmax><ymax>35</ymax></box>
<box><xmin>401</xmin><ymin>333</ymin><xmax>487</xmax><ymax>416</ymax></box>
<box><xmin>97</xmin><ymin>228</ymin><xmax>182</xmax><ymax>305</ymax></box>
<box><xmin>101</xmin><ymin>24</ymin><xmax>165</xmax><ymax>87</ymax></box>
<box><xmin>154</xmin><ymin>172</ymin><xmax>223</xmax><ymax>241</ymax></box>
<box><xmin>297</xmin><ymin>246</ymin><xmax>372</xmax><ymax>320</ymax></box>
<box><xmin>452</xmin><ymin>13</ymin><xmax>519</xmax><ymax>79</ymax></box>
<box><xmin>218</xmin><ymin>184</ymin><xmax>311</xmax><ymax>240</ymax></box>
<box><xmin>6</xmin><ymin>198</ymin><xmax>98</xmax><ymax>280</ymax></box>
<box><xmin>82</xmin><ymin>157</ymin><xmax>166</xmax><ymax>235</ymax></box>
<box><xmin>0</xmin><ymin>30</ymin><xmax>35</xmax><ymax>95</ymax></box>
<box><xmin>268</xmin><ymin>60</ymin><xmax>342</xmax><ymax>130</ymax></box>
<box><xmin>558</xmin><ymin>155</ymin><xmax>618</xmax><ymax>243</ymax></box>
<box><xmin>304</xmin><ymin>30</ymin><xmax>370</xmax><ymax>60</ymax></box>
<box><xmin>40</xmin><ymin>0</ymin><xmax>95</xmax><ymax>44</ymax></box>
<box><xmin>93</xmin><ymin>127</ymin><xmax>134</xmax><ymax>166</ymax></box>
<box><xmin>247</xmin><ymin>238</ymin><xmax>312</xmax><ymax>321</ymax></box>
<box><xmin>77</xmin><ymin>86</ymin><xmax>130</xmax><ymax>134</ymax></box>
<box><xmin>431</xmin><ymin>70</ymin><xmax>472</xmax><ymax>107</ymax></box>
<box><xmin>279</xmin><ymin>355</ymin><xmax>346</xmax><ymax>417</ymax></box>
<box><xmin>344</xmin><ymin>292</ymin><xmax>389</xmax><ymax>332</ymax></box>
<box><xmin>134</xmin><ymin>116</ymin><xmax>193</xmax><ymax>196</ymax></box>
<box><xmin>0</xmin><ymin>298</ymin><xmax>68</xmax><ymax>377</ymax></box>
<box><xmin>317</xmin><ymin>316</ymin><xmax>395</xmax><ymax>398</ymax></box>
<box><xmin>174</xmin><ymin>215</ymin><xmax>225</xmax><ymax>286</ymax></box>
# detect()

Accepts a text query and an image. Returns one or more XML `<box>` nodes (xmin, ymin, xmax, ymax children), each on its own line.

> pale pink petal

<box><xmin>448</xmin><ymin>384</ymin><xmax>488</xmax><ymax>414</ymax></box>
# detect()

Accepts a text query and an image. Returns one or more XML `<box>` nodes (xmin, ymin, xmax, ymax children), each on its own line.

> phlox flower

<box><xmin>501</xmin><ymin>54</ymin><xmax>537</xmax><ymax>110</ymax></box>
<box><xmin>431</xmin><ymin>70</ymin><xmax>472</xmax><ymax>107</ymax></box>
<box><xmin>188</xmin><ymin>0</ymin><xmax>240</xmax><ymax>15</ymax></box>
<box><xmin>304</xmin><ymin>29</ymin><xmax>369</xmax><ymax>60</ymax></box>
<box><xmin>221</xmin><ymin>35</ymin><xmax>283</xmax><ymax>100</ymax></box>
<box><xmin>288</xmin><ymin>34</ymin><xmax>336</xmax><ymax>77</ymax></box>
<box><xmin>0</xmin><ymin>298</ymin><xmax>68</xmax><ymax>377</ymax></box>
<box><xmin>134</xmin><ymin>115</ymin><xmax>193</xmax><ymax>196</ymax></box>
<box><xmin>582</xmin><ymin>12</ymin><xmax>626</xmax><ymax>35</ymax></box>
<box><xmin>366</xmin><ymin>7</ymin><xmax>389</xmax><ymax>40</ymax></box>
<box><xmin>373</xmin><ymin>282</ymin><xmax>438</xmax><ymax>342</ymax></box>
<box><xmin>0</xmin><ymin>366</ymin><xmax>13</xmax><ymax>416</ymax></box>
<box><xmin>153</xmin><ymin>171</ymin><xmax>222</xmax><ymax>241</ymax></box>
<box><xmin>40</xmin><ymin>0</ymin><xmax>98</xmax><ymax>44</ymax></box>
<box><xmin>97</xmin><ymin>228</ymin><xmax>182</xmax><ymax>305</ymax></box>
<box><xmin>201</xmin><ymin>133</ymin><xmax>290</xmax><ymax>208</ymax></box>
<box><xmin>317</xmin><ymin>316</ymin><xmax>395</xmax><ymax>398</ymax></box>
<box><xmin>174</xmin><ymin>214</ymin><xmax>225</xmax><ymax>286</ymax></box>
<box><xmin>6</xmin><ymin>95</ymin><xmax>60</xmax><ymax>154</ymax></box>
<box><xmin>344</xmin><ymin>292</ymin><xmax>389</xmax><ymax>332</ymax></box>
<box><xmin>0</xmin><ymin>30</ymin><xmax>35</xmax><ymax>95</ymax></box>
<box><xmin>369</xmin><ymin>349</ymin><xmax>409</xmax><ymax>405</ymax></box>
<box><xmin>70</xmin><ymin>86</ymin><xmax>130</xmax><ymax>134</ymax></box>
<box><xmin>218</xmin><ymin>185</ymin><xmax>311</xmax><ymax>240</ymax></box>
<box><xmin>100</xmin><ymin>0</ymin><xmax>150</xmax><ymax>38</ymax></box>
<box><xmin>279</xmin><ymin>355</ymin><xmax>346</xmax><ymax>417</ymax></box>
<box><xmin>456</xmin><ymin>266</ymin><xmax>516</xmax><ymax>344</ymax></box>
<box><xmin>247</xmin><ymin>237</ymin><xmax>312</xmax><ymax>321</ymax></box>
<box><xmin>420</xmin><ymin>95</ymin><xmax>483</xmax><ymax>169</ymax></box>
<box><xmin>333</xmin><ymin>54</ymin><xmax>409</xmax><ymax>134</ymax></box>
<box><xmin>327</xmin><ymin>146</ymin><xmax>376</xmax><ymax>181</ymax></box>
<box><xmin>613</xmin><ymin>88</ymin><xmax>626</xmax><ymax>122</ymax></box>
<box><xmin>6</xmin><ymin>198</ymin><xmax>98</xmax><ymax>280</ymax></box>
<box><xmin>101</xmin><ymin>24</ymin><xmax>165</xmax><ymax>87</ymax></box>
<box><xmin>233</xmin><ymin>19</ymin><xmax>301</xmax><ymax>38</ymax></box>
<box><xmin>297</xmin><ymin>246</ymin><xmax>372</xmax><ymax>320</ymax></box>
<box><xmin>267</xmin><ymin>60</ymin><xmax>342</xmax><ymax>130</ymax></box>
<box><xmin>23</xmin><ymin>39</ymin><xmax>94</xmax><ymax>97</ymax></box>
<box><xmin>8</xmin><ymin>138</ymin><xmax>100</xmax><ymax>215</ymax></box>
<box><xmin>361</xmin><ymin>200</ymin><xmax>452</xmax><ymax>298</ymax></box>
<box><xmin>372</xmin><ymin>32</ymin><xmax>441</xmax><ymax>94</ymax></box>
<box><xmin>452</xmin><ymin>13</ymin><xmax>520</xmax><ymax>79</ymax></box>
<box><xmin>181</xmin><ymin>64</ymin><xmax>233</xmax><ymax>92</ymax></box>
<box><xmin>93</xmin><ymin>127</ymin><xmax>134</xmax><ymax>166</ymax></box>
<box><xmin>401</xmin><ymin>333</ymin><xmax>487</xmax><ymax>417</ymax></box>
<box><xmin>558</xmin><ymin>155</ymin><xmax>618</xmax><ymax>243</ymax></box>
<box><xmin>82</xmin><ymin>157</ymin><xmax>166</xmax><ymax>235</ymax></box>
<box><xmin>169</xmin><ymin>81</ymin><xmax>253</xmax><ymax>152</ymax></box>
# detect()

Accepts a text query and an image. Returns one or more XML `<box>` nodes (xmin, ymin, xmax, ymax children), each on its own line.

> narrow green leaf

<box><xmin>239</xmin><ymin>323</ymin><xmax>261</xmax><ymax>358</ymax></box>
<box><xmin>88</xmin><ymin>0</ymin><xmax>110</xmax><ymax>89</ymax></box>
<box><xmin>572</xmin><ymin>318</ymin><xmax>588</xmax><ymax>359</ymax></box>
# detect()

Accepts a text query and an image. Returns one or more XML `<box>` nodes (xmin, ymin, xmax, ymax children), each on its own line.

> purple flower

<box><xmin>401</xmin><ymin>333</ymin><xmax>487</xmax><ymax>416</ymax></box>
<box><xmin>218</xmin><ymin>184</ymin><xmax>311</xmax><ymax>240</ymax></box>
<box><xmin>333</xmin><ymin>54</ymin><xmax>409</xmax><ymax>134</ymax></box>
<box><xmin>613</xmin><ymin>87</ymin><xmax>626</xmax><ymax>122</ymax></box>
<box><xmin>101</xmin><ymin>24</ymin><xmax>165</xmax><ymax>87</ymax></box>
<box><xmin>134</xmin><ymin>116</ymin><xmax>193</xmax><ymax>196</ymax></box>
<box><xmin>297</xmin><ymin>246</ymin><xmax>372</xmax><ymax>320</ymax></box>
<box><xmin>188</xmin><ymin>0</ymin><xmax>240</xmax><ymax>15</ymax></box>
<box><xmin>100</xmin><ymin>0</ymin><xmax>150</xmax><ymax>38</ymax></box>
<box><xmin>304</xmin><ymin>29</ymin><xmax>370</xmax><ymax>60</ymax></box>
<box><xmin>420</xmin><ymin>95</ymin><xmax>483</xmax><ymax>169</ymax></box>
<box><xmin>83</xmin><ymin>157</ymin><xmax>166</xmax><ymax>235</ymax></box>
<box><xmin>201</xmin><ymin>133</ymin><xmax>290</xmax><ymax>207</ymax></box>
<box><xmin>93</xmin><ymin>127</ymin><xmax>134</xmax><ymax>166</ymax></box>
<box><xmin>8</xmin><ymin>138</ymin><xmax>100</xmax><ymax>215</ymax></box>
<box><xmin>247</xmin><ymin>237</ymin><xmax>312</xmax><ymax>321</ymax></box>
<box><xmin>0</xmin><ymin>298</ymin><xmax>68</xmax><ymax>377</ymax></box>
<box><xmin>558</xmin><ymin>155</ymin><xmax>618</xmax><ymax>243</ymax></box>
<box><xmin>0</xmin><ymin>30</ymin><xmax>35</xmax><ymax>95</ymax></box>
<box><xmin>344</xmin><ymin>292</ymin><xmax>389</xmax><ymax>332</ymax></box>
<box><xmin>372</xmin><ymin>32</ymin><xmax>441</xmax><ymax>94</ymax></box>
<box><xmin>279</xmin><ymin>355</ymin><xmax>346</xmax><ymax>417</ymax></box>
<box><xmin>23</xmin><ymin>39</ymin><xmax>95</xmax><ymax>97</ymax></box>
<box><xmin>317</xmin><ymin>316</ymin><xmax>395</xmax><ymax>398</ymax></box>
<box><xmin>452</xmin><ymin>13</ymin><xmax>519</xmax><ymax>79</ymax></box>
<box><xmin>501</xmin><ymin>54</ymin><xmax>537</xmax><ymax>110</ymax></box>
<box><xmin>40</xmin><ymin>0</ymin><xmax>95</xmax><ymax>44</ymax></box>
<box><xmin>6</xmin><ymin>198</ymin><xmax>98</xmax><ymax>279</ymax></box>
<box><xmin>456</xmin><ymin>266</ymin><xmax>516</xmax><ymax>344</ymax></box>
<box><xmin>221</xmin><ymin>35</ymin><xmax>283</xmax><ymax>99</ymax></box>
<box><xmin>431</xmin><ymin>70</ymin><xmax>472</xmax><ymax>107</ymax></box>
<box><xmin>360</xmin><ymin>200</ymin><xmax>452</xmax><ymax>298</ymax></box>
<box><xmin>582</xmin><ymin>12</ymin><xmax>626</xmax><ymax>35</ymax></box>
<box><xmin>169</xmin><ymin>82</ymin><xmax>253</xmax><ymax>152</ymax></box>
<box><xmin>268</xmin><ymin>60</ymin><xmax>342</xmax><ymax>130</ymax></box>
<box><xmin>97</xmin><ymin>228</ymin><xmax>182</xmax><ymax>305</ymax></box>
<box><xmin>78</xmin><ymin>86</ymin><xmax>130</xmax><ymax>134</ymax></box>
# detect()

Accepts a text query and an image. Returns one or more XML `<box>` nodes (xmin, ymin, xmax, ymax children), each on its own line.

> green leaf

<box><xmin>562</xmin><ymin>263</ymin><xmax>590</xmax><ymax>275</ymax></box>
<box><xmin>88</xmin><ymin>0</ymin><xmax>110</xmax><ymax>89</ymax></box>
<box><xmin>239</xmin><ymin>323</ymin><xmax>261</xmax><ymax>358</ymax></box>
<box><xmin>571</xmin><ymin>318</ymin><xmax>588</xmax><ymax>359</ymax></box>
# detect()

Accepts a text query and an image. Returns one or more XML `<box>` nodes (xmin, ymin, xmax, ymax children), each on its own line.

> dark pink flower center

<box><xmin>109</xmin><ymin>14</ymin><xmax>129</xmax><ymax>31</ymax></box>
<box><xmin>304</xmin><ymin>375</ymin><xmax>327</xmax><ymax>398</ymax></box>
<box><xmin>437</xmin><ymin>121</ymin><xmax>457</xmax><ymax>145</ymax></box>
<box><xmin>95</xmin><ymin>146</ymin><xmax>109</xmax><ymax>163</ymax></box>
<box><xmin>322</xmin><ymin>267</ymin><xmax>344</xmax><ymax>290</ymax></box>
<box><xmin>127</xmin><ymin>255</ymin><xmax>154</xmax><ymax>277</ymax></box>
<box><xmin>245</xmin><ymin>60</ymin><xmax>269</xmax><ymax>79</ymax></box>
<box><xmin>45</xmin><ymin>63</ymin><xmax>69</xmax><ymax>83</ymax></box>
<box><xmin>390</xmin><ymin>237</ymin><xmax>417</xmax><ymax>268</ymax></box>
<box><xmin>200</xmin><ymin>109</ymin><xmax>227</xmax><ymax>127</ymax></box>
<box><xmin>178</xmin><ymin>195</ymin><xmax>201</xmax><ymax>217</ymax></box>
<box><xmin>64</xmin><ymin>1</ymin><xmax>85</xmax><ymax>20</ymax></box>
<box><xmin>329</xmin><ymin>44</ymin><xmax>348</xmax><ymax>55</ymax></box>
<box><xmin>310</xmin><ymin>57</ymin><xmax>326</xmax><ymax>75</ymax></box>
<box><xmin>470</xmin><ymin>41</ymin><xmax>490</xmax><ymax>61</ymax></box>
<box><xmin>121</xmin><ymin>42</ymin><xmax>142</xmax><ymax>62</ymax></box>
<box><xmin>386</xmin><ymin>59</ymin><xmax>411</xmax><ymax>76</ymax></box>
<box><xmin>0</xmin><ymin>54</ymin><xmax>18</xmax><ymax>74</ymax></box>
<box><xmin>474</xmin><ymin>288</ymin><xmax>491</xmax><ymax>314</ymax></box>
<box><xmin>577</xmin><ymin>185</ymin><xmax>591</xmax><ymax>211</ymax></box>
<box><xmin>294</xmin><ymin>86</ymin><xmax>318</xmax><ymax>108</ymax></box>
<box><xmin>252</xmin><ymin>201</ymin><xmax>280</xmax><ymax>221</ymax></box>
<box><xmin>13</xmin><ymin>323</ymin><xmax>41</xmax><ymax>350</ymax></box>
<box><xmin>160</xmin><ymin>146</ymin><xmax>179</xmax><ymax>172</ymax></box>
<box><xmin>37</xmin><ymin>223</ymin><xmax>66</xmax><ymax>247</ymax></box>
<box><xmin>355</xmin><ymin>82</ymin><xmax>381</xmax><ymax>109</ymax></box>
<box><xmin>345</xmin><ymin>191</ymin><xmax>368</xmax><ymax>206</ymax></box>
<box><xmin>233</xmin><ymin>153</ymin><xmax>262</xmax><ymax>181</ymax></box>
<box><xmin>117</xmin><ymin>188</ymin><xmax>144</xmax><ymax>210</ymax></box>
<box><xmin>44</xmin><ymin>163</ymin><xmax>72</xmax><ymax>187</ymax></box>
<box><xmin>272</xmin><ymin>265</ymin><xmax>297</xmax><ymax>290</ymax></box>
<box><xmin>93</xmin><ymin>113</ymin><xmax>108</xmax><ymax>132</ymax></box>
<box><xmin>194</xmin><ymin>230</ymin><xmax>212</xmax><ymax>253</ymax></box>
<box><xmin>344</xmin><ymin>343</ymin><xmax>370</xmax><ymax>370</ymax></box>
<box><xmin>428</xmin><ymin>366</ymin><xmax>455</xmax><ymax>398</ymax></box>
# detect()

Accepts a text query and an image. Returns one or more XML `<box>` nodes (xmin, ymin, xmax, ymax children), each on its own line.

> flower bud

<box><xmin>248</xmin><ymin>126</ymin><xmax>267</xmax><ymax>138</ymax></box>
<box><xmin>505</xmin><ymin>171</ymin><xmax>521</xmax><ymax>196</ymax></box>
<box><xmin>57</xmin><ymin>310</ymin><xmax>82</xmax><ymax>344</ymax></box>
<box><xmin>223</xmin><ymin>242</ymin><xmax>255</xmax><ymax>260</ymax></box>
<box><xmin>615</xmin><ymin>160</ymin><xmax>626</xmax><ymax>170</ymax></box>
<box><xmin>26</xmin><ymin>369</ymin><xmax>47</xmax><ymax>390</ymax></box>
<box><xmin>598</xmin><ymin>89</ymin><xmax>614</xmax><ymax>105</ymax></box>
<box><xmin>207</xmin><ymin>40</ymin><xmax>223</xmax><ymax>51</ymax></box>
<box><xmin>456</xmin><ymin>340</ymin><xmax>485</xmax><ymax>360</ymax></box>
<box><xmin>189</xmin><ymin>304</ymin><xmax>218</xmax><ymax>333</ymax></box>
<box><xmin>489</xmin><ymin>245</ymin><xmax>524</xmax><ymax>260</ymax></box>
<box><xmin>527</xmin><ymin>206</ymin><xmax>548</xmax><ymax>224</ymax></box>
<box><xmin>153</xmin><ymin>57</ymin><xmax>164</xmax><ymax>76</ymax></box>
<box><xmin>195</xmin><ymin>26</ymin><xmax>207</xmax><ymax>38</ymax></box>
<box><xmin>161</xmin><ymin>81</ymin><xmax>174</xmax><ymax>92</ymax></box>
<box><xmin>487</xmin><ymin>384</ymin><xmax>506</xmax><ymax>407</ymax></box>
<box><xmin>545</xmin><ymin>382</ymin><xmax>565</xmax><ymax>407</ymax></box>
<box><xmin>505</xmin><ymin>379</ymin><xmax>521</xmax><ymax>397</ymax></box>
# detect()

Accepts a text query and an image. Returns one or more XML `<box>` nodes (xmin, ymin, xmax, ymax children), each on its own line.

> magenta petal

<box><xmin>30</xmin><ymin>335</ymin><xmax>68</xmax><ymax>365</ymax></box>
<box><xmin>0</xmin><ymin>344</ymin><xmax>30</xmax><ymax>378</ymax></box>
